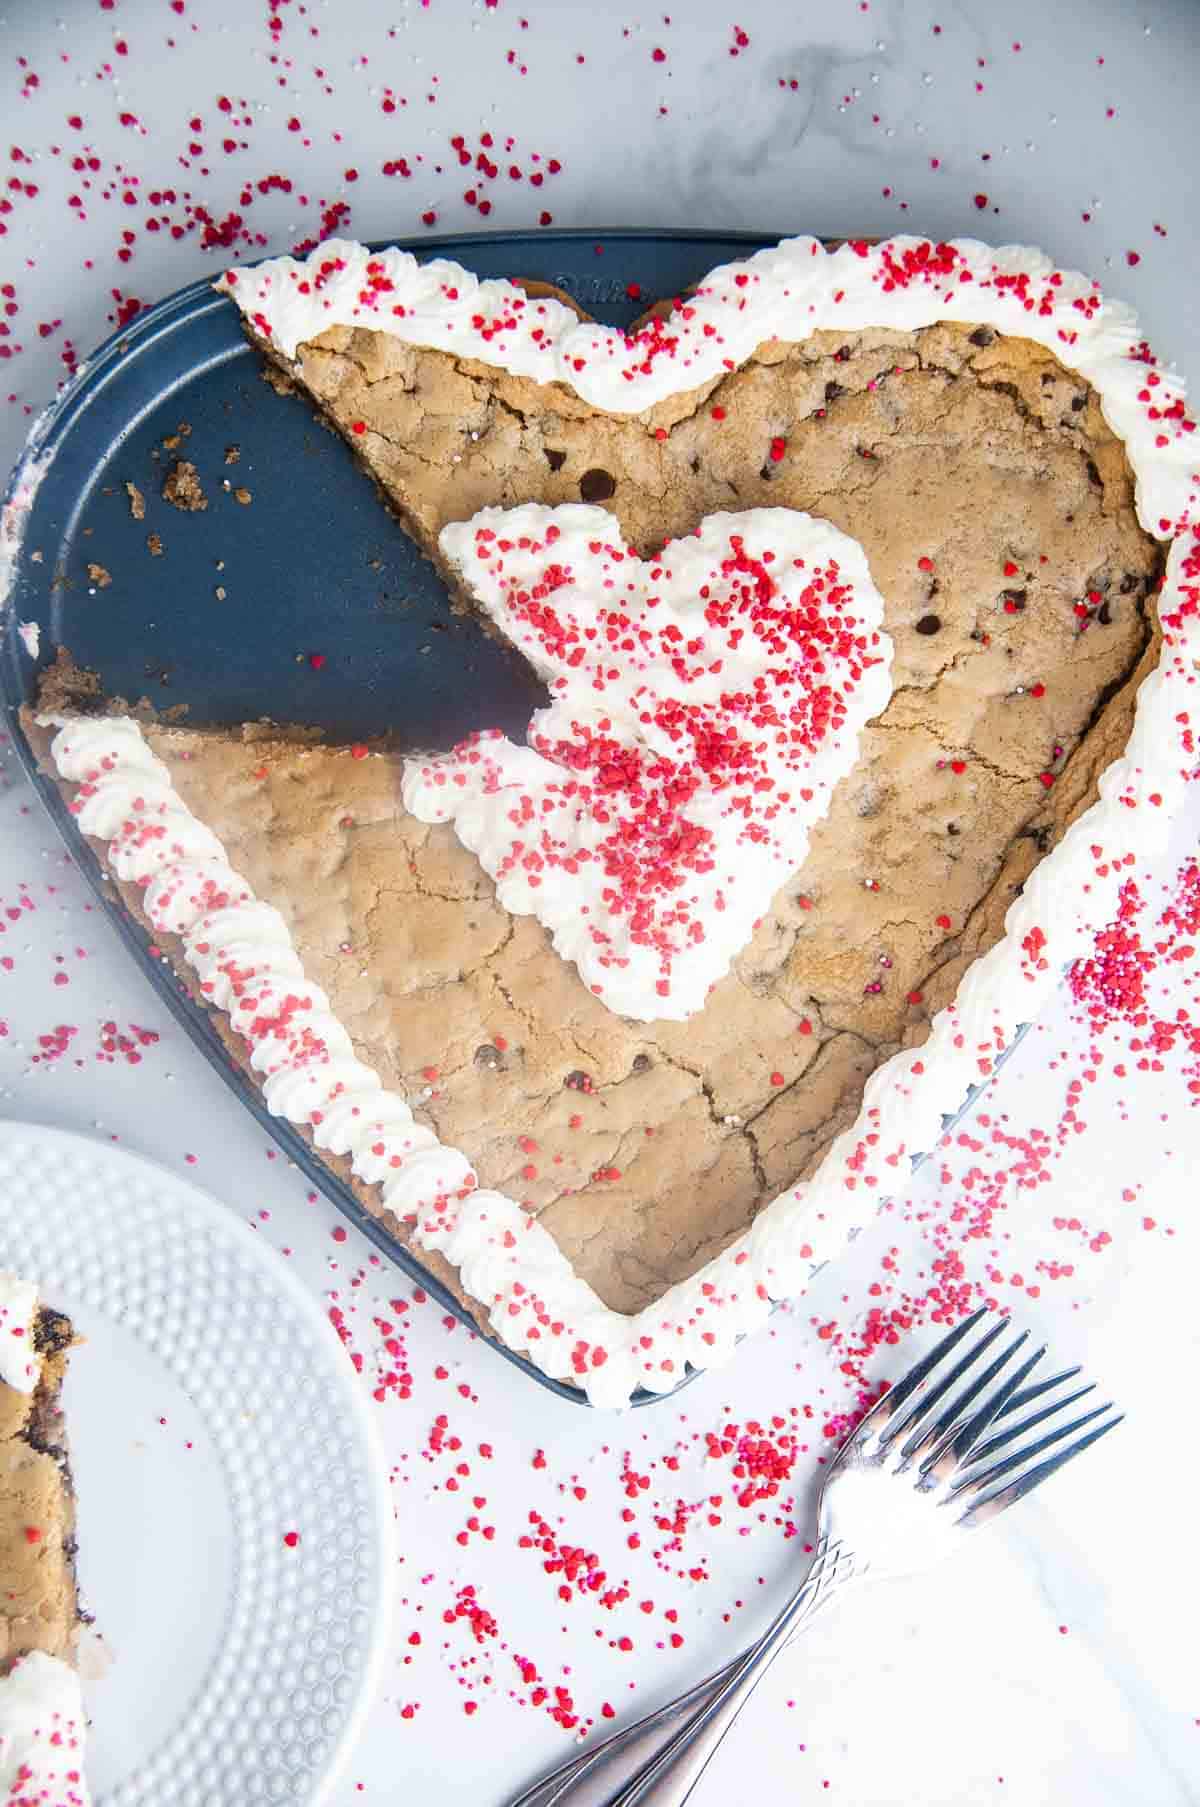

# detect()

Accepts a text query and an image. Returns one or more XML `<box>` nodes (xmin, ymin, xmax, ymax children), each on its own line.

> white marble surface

<box><xmin>2</xmin><ymin>1</ymin><xmax>1200</xmax><ymax>1801</ymax></box>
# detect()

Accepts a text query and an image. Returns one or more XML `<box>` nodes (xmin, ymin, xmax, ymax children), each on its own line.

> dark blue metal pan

<box><xmin>1</xmin><ymin>230</ymin><xmax>1025</xmax><ymax>1406</ymax></box>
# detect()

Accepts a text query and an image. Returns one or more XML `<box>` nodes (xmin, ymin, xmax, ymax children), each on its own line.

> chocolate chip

<box><xmin>968</xmin><ymin>327</ymin><xmax>995</xmax><ymax>348</ymax></box>
<box><xmin>1071</xmin><ymin>393</ymin><xmax>1087</xmax><ymax>411</ymax></box>
<box><xmin>565</xmin><ymin>1069</ymin><xmax>594</xmax><ymax>1092</ymax></box>
<box><xmin>824</xmin><ymin>380</ymin><xmax>845</xmax><ymax>403</ymax></box>
<box><xmin>474</xmin><ymin>1043</ymin><xmax>504</xmax><ymax>1070</ymax></box>
<box><xmin>1097</xmin><ymin>600</ymin><xmax>1112</xmax><ymax>625</ymax></box>
<box><xmin>915</xmin><ymin>614</ymin><xmax>942</xmax><ymax>636</ymax></box>
<box><xmin>1120</xmin><ymin>572</ymin><xmax>1139</xmax><ymax>594</ymax></box>
<box><xmin>544</xmin><ymin>448</ymin><xmax>567</xmax><ymax>472</ymax></box>
<box><xmin>579</xmin><ymin>467</ymin><xmax>616</xmax><ymax>502</ymax></box>
<box><xmin>947</xmin><ymin>822</ymin><xmax>960</xmax><ymax>836</ymax></box>
<box><xmin>999</xmin><ymin>589</ymin><xmax>1027</xmax><ymax>610</ymax></box>
<box><xmin>1085</xmin><ymin>458</ymin><xmax>1102</xmax><ymax>489</ymax></box>
<box><xmin>631</xmin><ymin>1053</ymin><xmax>652</xmax><ymax>1073</ymax></box>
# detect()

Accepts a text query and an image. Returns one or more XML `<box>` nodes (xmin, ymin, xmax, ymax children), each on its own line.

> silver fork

<box><xmin>511</xmin><ymin>1307</ymin><xmax>1121</xmax><ymax>1807</ymax></box>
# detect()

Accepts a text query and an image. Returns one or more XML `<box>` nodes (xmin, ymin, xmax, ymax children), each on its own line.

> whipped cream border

<box><xmin>38</xmin><ymin>235</ymin><xmax>1197</xmax><ymax>1408</ymax></box>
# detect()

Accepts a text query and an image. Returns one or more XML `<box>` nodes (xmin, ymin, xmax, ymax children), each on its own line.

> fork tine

<box><xmin>916</xmin><ymin>1340</ymin><xmax>1045</xmax><ymax>1480</ymax></box>
<box><xmin>879</xmin><ymin>1313</ymin><xmax>1008</xmax><ymax>1453</ymax></box>
<box><xmin>901</xmin><ymin>1329</ymin><xmax>1030</xmax><ymax>1467</ymax></box>
<box><xmin>965</xmin><ymin>1382</ymin><xmax>1097</xmax><ymax>1469</ymax></box>
<box><xmin>952</xmin><ymin>1402</ymin><xmax>1116</xmax><ymax>1499</ymax></box>
<box><xmin>865</xmin><ymin>1307</ymin><xmax>990</xmax><ymax>1440</ymax></box>
<box><xmin>994</xmin><ymin>1364</ymin><xmax>1083</xmax><ymax>1419</ymax></box>
<box><xmin>955</xmin><ymin>1415</ymin><xmax>1123</xmax><ymax>1526</ymax></box>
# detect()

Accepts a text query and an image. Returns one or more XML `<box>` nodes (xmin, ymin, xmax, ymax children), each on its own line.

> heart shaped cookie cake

<box><xmin>28</xmin><ymin>234</ymin><xmax>1199</xmax><ymax>1405</ymax></box>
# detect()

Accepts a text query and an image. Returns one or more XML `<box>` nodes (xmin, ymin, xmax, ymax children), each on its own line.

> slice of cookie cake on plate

<box><xmin>0</xmin><ymin>1271</ymin><xmax>90</xmax><ymax>1805</ymax></box>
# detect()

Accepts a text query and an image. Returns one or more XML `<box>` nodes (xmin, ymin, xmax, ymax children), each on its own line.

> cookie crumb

<box><xmin>233</xmin><ymin>487</ymin><xmax>252</xmax><ymax>506</ymax></box>
<box><xmin>162</xmin><ymin>460</ymin><xmax>208</xmax><ymax>512</ymax></box>
<box><xmin>224</xmin><ymin>444</ymin><xmax>241</xmax><ymax>464</ymax></box>
<box><xmin>124</xmin><ymin>480</ymin><xmax>146</xmax><ymax>521</ymax></box>
<box><xmin>35</xmin><ymin>646</ymin><xmax>102</xmax><ymax>713</ymax></box>
<box><xmin>214</xmin><ymin>585</ymin><xmax>227</xmax><ymax>601</ymax></box>
<box><xmin>262</xmin><ymin>365</ymin><xmax>296</xmax><ymax>397</ymax></box>
<box><xmin>146</xmin><ymin>532</ymin><xmax>163</xmax><ymax>557</ymax></box>
<box><xmin>86</xmin><ymin>563</ymin><xmax>112</xmax><ymax>589</ymax></box>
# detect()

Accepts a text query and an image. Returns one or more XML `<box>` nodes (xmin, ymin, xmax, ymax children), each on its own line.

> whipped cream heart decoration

<box><xmin>403</xmin><ymin>505</ymin><xmax>892</xmax><ymax>1020</ymax></box>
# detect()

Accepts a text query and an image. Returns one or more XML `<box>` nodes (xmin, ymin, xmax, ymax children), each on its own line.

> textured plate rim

<box><xmin>0</xmin><ymin>1115</ymin><xmax>397</xmax><ymax>1807</ymax></box>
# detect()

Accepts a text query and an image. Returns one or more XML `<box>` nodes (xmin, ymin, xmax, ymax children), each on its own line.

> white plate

<box><xmin>0</xmin><ymin>1120</ymin><xmax>394</xmax><ymax>1807</ymax></box>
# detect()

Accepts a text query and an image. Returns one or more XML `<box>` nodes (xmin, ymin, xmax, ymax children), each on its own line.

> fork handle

<box><xmin>508</xmin><ymin>1664</ymin><xmax>733</xmax><ymax>1807</ymax></box>
<box><xmin>523</xmin><ymin>1536</ymin><xmax>858</xmax><ymax>1807</ymax></box>
<box><xmin>611</xmin><ymin>1536</ymin><xmax>858</xmax><ymax>1807</ymax></box>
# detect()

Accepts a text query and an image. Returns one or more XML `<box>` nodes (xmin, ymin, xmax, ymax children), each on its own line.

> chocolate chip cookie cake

<box><xmin>25</xmin><ymin>234</ymin><xmax>1200</xmax><ymax>1406</ymax></box>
